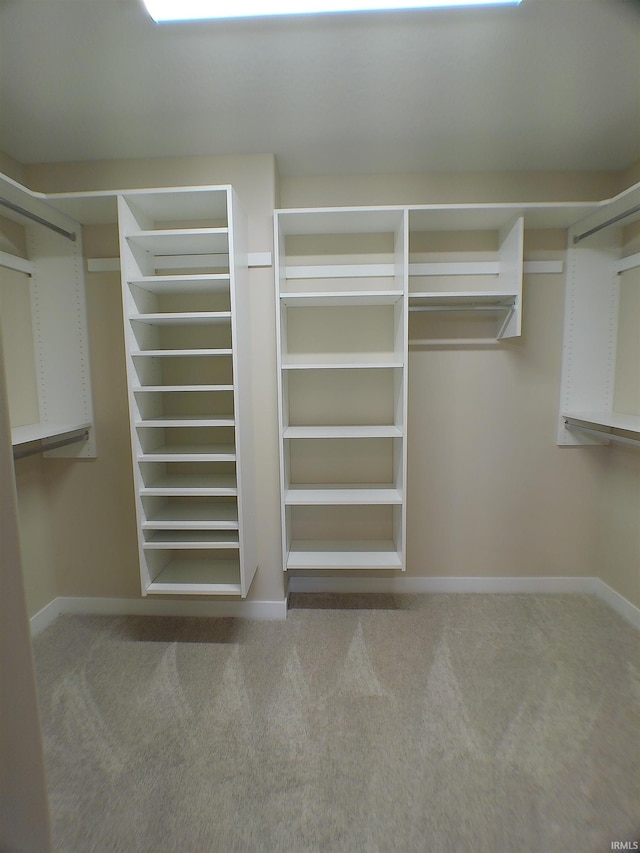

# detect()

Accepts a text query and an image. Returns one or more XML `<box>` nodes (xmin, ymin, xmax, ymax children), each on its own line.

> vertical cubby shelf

<box><xmin>118</xmin><ymin>187</ymin><xmax>257</xmax><ymax>596</ymax></box>
<box><xmin>275</xmin><ymin>207</ymin><xmax>408</xmax><ymax>571</ymax></box>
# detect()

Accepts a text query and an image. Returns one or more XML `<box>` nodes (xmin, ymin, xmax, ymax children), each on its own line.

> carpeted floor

<box><xmin>33</xmin><ymin>594</ymin><xmax>640</xmax><ymax>853</ymax></box>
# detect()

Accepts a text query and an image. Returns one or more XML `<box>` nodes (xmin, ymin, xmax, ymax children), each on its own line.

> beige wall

<box><xmin>5</xmin><ymin>155</ymin><xmax>639</xmax><ymax>613</ymax></box>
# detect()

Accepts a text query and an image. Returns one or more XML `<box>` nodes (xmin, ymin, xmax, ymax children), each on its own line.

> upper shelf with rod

<box><xmin>558</xmin><ymin>180</ymin><xmax>640</xmax><ymax>447</ymax></box>
<box><xmin>0</xmin><ymin>172</ymin><xmax>95</xmax><ymax>458</ymax></box>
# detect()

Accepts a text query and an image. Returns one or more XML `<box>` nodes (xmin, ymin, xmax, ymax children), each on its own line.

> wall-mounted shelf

<box><xmin>558</xmin><ymin>182</ymin><xmax>640</xmax><ymax>446</ymax></box>
<box><xmin>118</xmin><ymin>186</ymin><xmax>257</xmax><ymax>597</ymax></box>
<box><xmin>0</xmin><ymin>174</ymin><xmax>95</xmax><ymax>458</ymax></box>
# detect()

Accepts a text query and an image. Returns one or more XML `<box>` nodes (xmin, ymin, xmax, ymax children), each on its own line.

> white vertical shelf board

<box><xmin>118</xmin><ymin>194</ymin><xmax>154</xmax><ymax>592</ymax></box>
<box><xmin>228</xmin><ymin>188</ymin><xmax>257</xmax><ymax>597</ymax></box>
<box><xmin>558</xmin><ymin>228</ymin><xmax>620</xmax><ymax>445</ymax></box>
<box><xmin>274</xmin><ymin>215</ymin><xmax>291</xmax><ymax>571</ymax></box>
<box><xmin>27</xmin><ymin>223</ymin><xmax>96</xmax><ymax>457</ymax></box>
<box><xmin>497</xmin><ymin>217</ymin><xmax>524</xmax><ymax>339</ymax></box>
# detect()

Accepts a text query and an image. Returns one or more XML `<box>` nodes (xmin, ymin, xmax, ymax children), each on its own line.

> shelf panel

<box><xmin>140</xmin><ymin>474</ymin><xmax>237</xmax><ymax>496</ymax></box>
<box><xmin>138</xmin><ymin>444</ymin><xmax>236</xmax><ymax>462</ymax></box>
<box><xmin>283</xmin><ymin>425</ymin><xmax>403</xmax><ymax>439</ymax></box>
<box><xmin>287</xmin><ymin>540</ymin><xmax>402</xmax><ymax>570</ymax></box>
<box><xmin>285</xmin><ymin>485</ymin><xmax>402</xmax><ymax>505</ymax></box>
<box><xmin>11</xmin><ymin>421</ymin><xmax>91</xmax><ymax>447</ymax></box>
<box><xmin>133</xmin><ymin>385</ymin><xmax>234</xmax><ymax>393</ymax></box>
<box><xmin>131</xmin><ymin>348</ymin><xmax>233</xmax><ymax>358</ymax></box>
<box><xmin>129</xmin><ymin>312</ymin><xmax>231</xmax><ymax>325</ymax></box>
<box><xmin>409</xmin><ymin>291</ymin><xmax>517</xmax><ymax>307</ymax></box>
<box><xmin>147</xmin><ymin>559</ymin><xmax>241</xmax><ymax>595</ymax></box>
<box><xmin>143</xmin><ymin>501</ymin><xmax>239</xmax><ymax>529</ymax></box>
<box><xmin>280</xmin><ymin>291</ymin><xmax>403</xmax><ymax>307</ymax></box>
<box><xmin>563</xmin><ymin>411</ymin><xmax>640</xmax><ymax>433</ymax></box>
<box><xmin>282</xmin><ymin>353</ymin><xmax>403</xmax><ymax>369</ymax></box>
<box><xmin>127</xmin><ymin>229</ymin><xmax>228</xmax><ymax>256</ymax></box>
<box><xmin>144</xmin><ymin>530</ymin><xmax>240</xmax><ymax>548</ymax></box>
<box><xmin>136</xmin><ymin>416</ymin><xmax>234</xmax><ymax>428</ymax></box>
<box><xmin>128</xmin><ymin>274</ymin><xmax>230</xmax><ymax>293</ymax></box>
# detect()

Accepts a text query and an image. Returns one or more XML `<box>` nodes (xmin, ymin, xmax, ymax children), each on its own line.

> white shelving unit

<box><xmin>0</xmin><ymin>174</ymin><xmax>95</xmax><ymax>457</ymax></box>
<box><xmin>275</xmin><ymin>207</ymin><xmax>408</xmax><ymax>572</ymax></box>
<box><xmin>118</xmin><ymin>187</ymin><xmax>257</xmax><ymax>596</ymax></box>
<box><xmin>408</xmin><ymin>207</ymin><xmax>525</xmax><ymax>342</ymax></box>
<box><xmin>558</xmin><ymin>182</ymin><xmax>640</xmax><ymax>447</ymax></box>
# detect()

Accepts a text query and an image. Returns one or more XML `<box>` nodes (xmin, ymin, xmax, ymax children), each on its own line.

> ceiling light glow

<box><xmin>143</xmin><ymin>0</ymin><xmax>523</xmax><ymax>23</ymax></box>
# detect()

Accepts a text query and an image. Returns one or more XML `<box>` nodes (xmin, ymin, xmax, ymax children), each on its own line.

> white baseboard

<box><xmin>287</xmin><ymin>575</ymin><xmax>599</xmax><ymax>595</ymax></box>
<box><xmin>30</xmin><ymin>596</ymin><xmax>288</xmax><ymax>636</ymax></box>
<box><xmin>287</xmin><ymin>574</ymin><xmax>640</xmax><ymax>629</ymax></box>
<box><xmin>30</xmin><ymin>578</ymin><xmax>640</xmax><ymax>636</ymax></box>
<box><xmin>592</xmin><ymin>579</ymin><xmax>640</xmax><ymax>631</ymax></box>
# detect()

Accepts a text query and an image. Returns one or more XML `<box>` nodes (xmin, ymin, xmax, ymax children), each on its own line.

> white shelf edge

<box><xmin>286</xmin><ymin>541</ymin><xmax>403</xmax><ymax>570</ymax></box>
<box><xmin>563</xmin><ymin>411</ymin><xmax>640</xmax><ymax>433</ymax></box>
<box><xmin>283</xmin><ymin>425</ymin><xmax>403</xmax><ymax>439</ymax></box>
<box><xmin>11</xmin><ymin>421</ymin><xmax>92</xmax><ymax>447</ymax></box>
<box><xmin>285</xmin><ymin>485</ymin><xmax>403</xmax><ymax>505</ymax></box>
<box><xmin>0</xmin><ymin>251</ymin><xmax>34</xmax><ymax>276</ymax></box>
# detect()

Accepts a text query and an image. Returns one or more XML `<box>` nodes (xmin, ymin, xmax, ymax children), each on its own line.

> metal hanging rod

<box><xmin>13</xmin><ymin>429</ymin><xmax>89</xmax><ymax>460</ymax></box>
<box><xmin>0</xmin><ymin>196</ymin><xmax>76</xmax><ymax>242</ymax></box>
<box><xmin>573</xmin><ymin>203</ymin><xmax>640</xmax><ymax>245</ymax></box>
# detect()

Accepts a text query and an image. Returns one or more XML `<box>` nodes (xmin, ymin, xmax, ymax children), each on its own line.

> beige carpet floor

<box><xmin>33</xmin><ymin>593</ymin><xmax>640</xmax><ymax>853</ymax></box>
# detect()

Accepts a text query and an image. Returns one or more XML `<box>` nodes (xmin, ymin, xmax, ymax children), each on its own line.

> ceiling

<box><xmin>0</xmin><ymin>0</ymin><xmax>639</xmax><ymax>177</ymax></box>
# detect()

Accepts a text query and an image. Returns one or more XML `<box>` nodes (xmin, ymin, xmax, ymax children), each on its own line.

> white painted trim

<box><xmin>29</xmin><ymin>598</ymin><xmax>64</xmax><ymax>636</ymax></box>
<box><xmin>30</xmin><ymin>596</ymin><xmax>288</xmax><ymax>635</ymax></box>
<box><xmin>30</xmin><ymin>580</ymin><xmax>639</xmax><ymax>636</ymax></box>
<box><xmin>287</xmin><ymin>575</ymin><xmax>598</xmax><ymax>595</ymax></box>
<box><xmin>592</xmin><ymin>579</ymin><xmax>640</xmax><ymax>630</ymax></box>
<box><xmin>614</xmin><ymin>252</ymin><xmax>640</xmax><ymax>274</ymax></box>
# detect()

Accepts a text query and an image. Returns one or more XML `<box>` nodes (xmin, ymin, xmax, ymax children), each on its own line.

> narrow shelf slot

<box><xmin>287</xmin><ymin>541</ymin><xmax>402</xmax><ymax>570</ymax></box>
<box><xmin>142</xmin><ymin>499</ymin><xmax>239</xmax><ymax>529</ymax></box>
<box><xmin>285</xmin><ymin>485</ymin><xmax>402</xmax><ymax>505</ymax></box>
<box><xmin>127</xmin><ymin>228</ymin><xmax>229</xmax><ymax>256</ymax></box>
<box><xmin>147</xmin><ymin>558</ymin><xmax>241</xmax><ymax>595</ymax></box>
<box><xmin>144</xmin><ymin>530</ymin><xmax>240</xmax><ymax>548</ymax></box>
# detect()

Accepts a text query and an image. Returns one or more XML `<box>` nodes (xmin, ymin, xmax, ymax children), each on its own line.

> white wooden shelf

<box><xmin>127</xmin><ymin>228</ymin><xmax>228</xmax><ymax>256</ymax></box>
<box><xmin>144</xmin><ymin>530</ymin><xmax>240</xmax><ymax>548</ymax></box>
<box><xmin>137</xmin><ymin>444</ymin><xmax>236</xmax><ymax>462</ymax></box>
<box><xmin>140</xmin><ymin>473</ymin><xmax>237</xmax><ymax>496</ymax></box>
<box><xmin>409</xmin><ymin>291</ymin><xmax>517</xmax><ymax>307</ymax></box>
<box><xmin>285</xmin><ymin>485</ymin><xmax>402</xmax><ymax>505</ymax></box>
<box><xmin>129</xmin><ymin>312</ymin><xmax>231</xmax><ymax>325</ymax></box>
<box><xmin>128</xmin><ymin>274</ymin><xmax>230</xmax><ymax>293</ymax></box>
<box><xmin>131</xmin><ymin>348</ymin><xmax>233</xmax><ymax>358</ymax></box>
<box><xmin>283</xmin><ymin>425</ymin><xmax>403</xmax><ymax>439</ymax></box>
<box><xmin>142</xmin><ymin>501</ymin><xmax>239</xmax><ymax>529</ymax></box>
<box><xmin>287</xmin><ymin>541</ymin><xmax>403</xmax><ymax>570</ymax></box>
<box><xmin>282</xmin><ymin>354</ymin><xmax>403</xmax><ymax>369</ymax></box>
<box><xmin>280</xmin><ymin>291</ymin><xmax>404</xmax><ymax>307</ymax></box>
<box><xmin>563</xmin><ymin>411</ymin><xmax>640</xmax><ymax>432</ymax></box>
<box><xmin>147</xmin><ymin>559</ymin><xmax>242</xmax><ymax>595</ymax></box>
<box><xmin>136</xmin><ymin>416</ymin><xmax>234</xmax><ymax>428</ymax></box>
<box><xmin>11</xmin><ymin>421</ymin><xmax>91</xmax><ymax>447</ymax></box>
<box><xmin>133</xmin><ymin>385</ymin><xmax>234</xmax><ymax>393</ymax></box>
